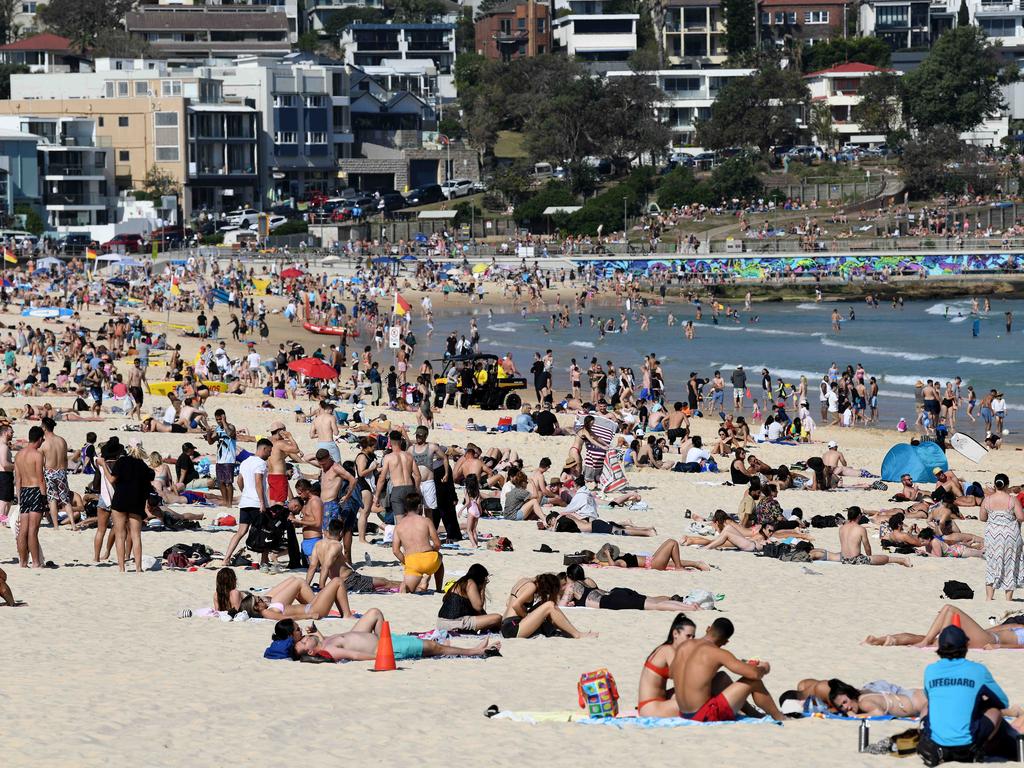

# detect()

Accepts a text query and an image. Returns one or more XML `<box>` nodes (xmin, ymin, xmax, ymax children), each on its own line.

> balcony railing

<box><xmin>46</xmin><ymin>193</ymin><xmax>105</xmax><ymax>206</ymax></box>
<box><xmin>45</xmin><ymin>165</ymin><xmax>105</xmax><ymax>176</ymax></box>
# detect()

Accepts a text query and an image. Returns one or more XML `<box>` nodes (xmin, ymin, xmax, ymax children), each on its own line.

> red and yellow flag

<box><xmin>393</xmin><ymin>292</ymin><xmax>411</xmax><ymax>316</ymax></box>
<box><xmin>86</xmin><ymin>248</ymin><xmax>98</xmax><ymax>260</ymax></box>
<box><xmin>2</xmin><ymin>248</ymin><xmax>16</xmax><ymax>265</ymax></box>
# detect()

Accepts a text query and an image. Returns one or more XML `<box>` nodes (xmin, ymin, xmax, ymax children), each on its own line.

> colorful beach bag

<box><xmin>577</xmin><ymin>668</ymin><xmax>619</xmax><ymax>718</ymax></box>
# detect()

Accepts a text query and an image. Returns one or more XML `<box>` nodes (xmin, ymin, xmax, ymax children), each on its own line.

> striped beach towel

<box><xmin>574</xmin><ymin>414</ymin><xmax>617</xmax><ymax>470</ymax></box>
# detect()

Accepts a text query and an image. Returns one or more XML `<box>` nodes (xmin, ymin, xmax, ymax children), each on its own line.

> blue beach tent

<box><xmin>880</xmin><ymin>442</ymin><xmax>948</xmax><ymax>483</ymax></box>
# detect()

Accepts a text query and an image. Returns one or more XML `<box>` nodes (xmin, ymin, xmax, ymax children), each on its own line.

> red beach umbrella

<box><xmin>280</xmin><ymin>267</ymin><xmax>304</xmax><ymax>279</ymax></box>
<box><xmin>287</xmin><ymin>357</ymin><xmax>338</xmax><ymax>380</ymax></box>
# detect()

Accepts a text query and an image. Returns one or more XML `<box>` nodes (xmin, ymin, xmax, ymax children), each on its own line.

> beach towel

<box><xmin>575</xmin><ymin>414</ymin><xmax>616</xmax><ymax>471</ymax></box>
<box><xmin>600</xmin><ymin>450</ymin><xmax>627</xmax><ymax>493</ymax></box>
<box><xmin>490</xmin><ymin>712</ymin><xmax>779</xmax><ymax>727</ymax></box>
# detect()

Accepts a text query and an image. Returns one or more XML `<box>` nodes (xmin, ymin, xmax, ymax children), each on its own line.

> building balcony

<box><xmin>46</xmin><ymin>195</ymin><xmax>108</xmax><ymax>209</ymax></box>
<box><xmin>976</xmin><ymin>0</ymin><xmax>1024</xmax><ymax>11</ymax></box>
<box><xmin>44</xmin><ymin>166</ymin><xmax>107</xmax><ymax>180</ymax></box>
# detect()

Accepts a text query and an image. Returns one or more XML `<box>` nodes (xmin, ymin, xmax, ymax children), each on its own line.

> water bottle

<box><xmin>858</xmin><ymin>720</ymin><xmax>870</xmax><ymax>752</ymax></box>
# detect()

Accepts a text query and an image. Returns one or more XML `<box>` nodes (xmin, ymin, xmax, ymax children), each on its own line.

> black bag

<box><xmin>810</xmin><ymin>514</ymin><xmax>838</xmax><ymax>528</ymax></box>
<box><xmin>917</xmin><ymin>726</ymin><xmax>978</xmax><ymax>766</ymax></box>
<box><xmin>563</xmin><ymin>552</ymin><xmax>590</xmax><ymax>566</ymax></box>
<box><xmin>942</xmin><ymin>580</ymin><xmax>974</xmax><ymax>600</ymax></box>
<box><xmin>482</xmin><ymin>497</ymin><xmax>502</xmax><ymax>513</ymax></box>
<box><xmin>758</xmin><ymin>542</ymin><xmax>792</xmax><ymax>559</ymax></box>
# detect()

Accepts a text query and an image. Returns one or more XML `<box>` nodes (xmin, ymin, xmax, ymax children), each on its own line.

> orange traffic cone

<box><xmin>951</xmin><ymin>612</ymin><xmax>962</xmax><ymax>628</ymax></box>
<box><xmin>373</xmin><ymin>620</ymin><xmax>397</xmax><ymax>672</ymax></box>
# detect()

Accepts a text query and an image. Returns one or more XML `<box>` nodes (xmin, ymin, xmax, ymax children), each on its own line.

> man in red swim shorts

<box><xmin>671</xmin><ymin>617</ymin><xmax>787</xmax><ymax>723</ymax></box>
<box><xmin>267</xmin><ymin>422</ymin><xmax>302</xmax><ymax>504</ymax></box>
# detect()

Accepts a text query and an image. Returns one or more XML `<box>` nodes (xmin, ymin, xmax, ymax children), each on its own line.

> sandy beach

<box><xmin>2</xmin><ymin>273</ymin><xmax>1022</xmax><ymax>768</ymax></box>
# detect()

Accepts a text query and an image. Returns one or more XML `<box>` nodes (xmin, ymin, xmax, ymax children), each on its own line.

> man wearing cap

<box><xmin>822</xmin><ymin>441</ymin><xmax>870</xmax><ymax>479</ymax></box>
<box><xmin>730</xmin><ymin>365</ymin><xmax>746</xmax><ymax>411</ymax></box>
<box><xmin>310</xmin><ymin>448</ymin><xmax>357</xmax><ymax>564</ymax></box>
<box><xmin>919</xmin><ymin>625</ymin><xmax>1017</xmax><ymax>764</ymax></box>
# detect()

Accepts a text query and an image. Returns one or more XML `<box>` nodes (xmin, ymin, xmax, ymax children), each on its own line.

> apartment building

<box><xmin>858</xmin><ymin>0</ymin><xmax>952</xmax><ymax>49</ymax></box>
<box><xmin>338</xmin><ymin>23</ymin><xmax>457</xmax><ymax>100</ymax></box>
<box><xmin>475</xmin><ymin>0</ymin><xmax>553</xmax><ymax>61</ymax></box>
<box><xmin>125</xmin><ymin>6</ymin><xmax>292</xmax><ymax>59</ymax></box>
<box><xmin>0</xmin><ymin>62</ymin><xmax>259</xmax><ymax>216</ymax></box>
<box><xmin>607</xmin><ymin>67</ymin><xmax>753</xmax><ymax>147</ymax></box>
<box><xmin>553</xmin><ymin>14</ymin><xmax>639</xmax><ymax>62</ymax></box>
<box><xmin>660</xmin><ymin>0</ymin><xmax>726</xmax><ymax>64</ymax></box>
<box><xmin>758</xmin><ymin>0</ymin><xmax>849</xmax><ymax>46</ymax></box>
<box><xmin>805</xmin><ymin>61</ymin><xmax>894</xmax><ymax>145</ymax></box>
<box><xmin>0</xmin><ymin>128</ymin><xmax>40</xmax><ymax>220</ymax></box>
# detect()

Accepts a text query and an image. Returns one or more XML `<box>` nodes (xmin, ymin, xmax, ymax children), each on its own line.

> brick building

<box><xmin>475</xmin><ymin>0</ymin><xmax>553</xmax><ymax>61</ymax></box>
<box><xmin>759</xmin><ymin>0</ymin><xmax>849</xmax><ymax>46</ymax></box>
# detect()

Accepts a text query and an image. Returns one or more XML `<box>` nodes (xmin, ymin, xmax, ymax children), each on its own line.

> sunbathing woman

<box><xmin>918</xmin><ymin>528</ymin><xmax>984</xmax><ymax>558</ymax></box>
<box><xmin>562</xmin><ymin>564</ymin><xmax>706</xmax><ymax>612</ymax></box>
<box><xmin>585</xmin><ymin>541</ymin><xmax>711</xmax><ymax>571</ymax></box>
<box><xmin>795</xmin><ymin>678</ymin><xmax>927</xmax><ymax>717</ymax></box>
<box><xmin>864</xmin><ymin>605</ymin><xmax>1024</xmax><ymax>649</ymax></box>
<box><xmin>638</xmin><ymin>614</ymin><xmax>696</xmax><ymax>717</ymax></box>
<box><xmin>547</xmin><ymin>511</ymin><xmax>657</xmax><ymax>537</ymax></box>
<box><xmin>237</xmin><ymin>578</ymin><xmax>354</xmax><ymax>619</ymax></box>
<box><xmin>214</xmin><ymin>568</ymin><xmax>316</xmax><ymax>614</ymax></box>
<box><xmin>500</xmin><ymin>573</ymin><xmax>597</xmax><ymax>639</ymax></box>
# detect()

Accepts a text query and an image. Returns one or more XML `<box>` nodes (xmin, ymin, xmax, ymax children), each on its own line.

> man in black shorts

<box><xmin>14</xmin><ymin>426</ymin><xmax>47</xmax><ymax>568</ymax></box>
<box><xmin>0</xmin><ymin>422</ymin><xmax>14</xmax><ymax>521</ymax></box>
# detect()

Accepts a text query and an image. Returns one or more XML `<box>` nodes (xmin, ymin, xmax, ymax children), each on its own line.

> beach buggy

<box><xmin>433</xmin><ymin>353</ymin><xmax>527</xmax><ymax>410</ymax></box>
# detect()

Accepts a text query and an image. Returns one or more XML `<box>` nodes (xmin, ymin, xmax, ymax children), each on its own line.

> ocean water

<box><xmin>423</xmin><ymin>298</ymin><xmax>1024</xmax><ymax>436</ymax></box>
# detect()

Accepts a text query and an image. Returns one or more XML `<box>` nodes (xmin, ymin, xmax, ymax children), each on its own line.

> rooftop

<box><xmin>126</xmin><ymin>8</ymin><xmax>290</xmax><ymax>31</ymax></box>
<box><xmin>0</xmin><ymin>33</ymin><xmax>74</xmax><ymax>52</ymax></box>
<box><xmin>805</xmin><ymin>62</ymin><xmax>893</xmax><ymax>77</ymax></box>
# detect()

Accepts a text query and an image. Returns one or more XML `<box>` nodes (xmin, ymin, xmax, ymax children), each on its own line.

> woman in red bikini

<box><xmin>637</xmin><ymin>614</ymin><xmax>696</xmax><ymax>717</ymax></box>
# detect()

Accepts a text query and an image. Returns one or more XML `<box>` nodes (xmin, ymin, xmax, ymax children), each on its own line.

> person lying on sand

<box><xmin>864</xmin><ymin>605</ymin><xmax>1024</xmax><ymax>649</ymax></box>
<box><xmin>501</xmin><ymin>574</ymin><xmax>597</xmax><ymax>639</ymax></box>
<box><xmin>214</xmin><ymin>569</ymin><xmax>314</xmax><ymax>614</ymax></box>
<box><xmin>291</xmin><ymin>608</ymin><xmax>500</xmax><ymax>661</ymax></box>
<box><xmin>790</xmin><ymin>678</ymin><xmax>927</xmax><ymax>717</ymax></box>
<box><xmin>561</xmin><ymin>564</ymin><xmax>707</xmax><ymax>612</ymax></box>
<box><xmin>918</xmin><ymin>528</ymin><xmax>984</xmax><ymax>558</ymax></box>
<box><xmin>580</xmin><ymin>541</ymin><xmax>711</xmax><ymax>571</ymax></box>
<box><xmin>638</xmin><ymin>614</ymin><xmax>696</xmax><ymax>717</ymax></box>
<box><xmin>237</xmin><ymin>578</ymin><xmax>354</xmax><ymax>620</ymax></box>
<box><xmin>306</xmin><ymin>519</ymin><xmax>402</xmax><ymax>594</ymax></box>
<box><xmin>544</xmin><ymin>510</ymin><xmax>656</xmax><ymax>536</ymax></box>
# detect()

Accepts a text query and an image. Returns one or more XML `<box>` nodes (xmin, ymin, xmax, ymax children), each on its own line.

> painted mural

<box><xmin>573</xmin><ymin>253</ymin><xmax>1022</xmax><ymax>278</ymax></box>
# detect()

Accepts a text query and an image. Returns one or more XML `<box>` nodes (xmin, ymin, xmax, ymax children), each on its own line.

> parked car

<box><xmin>378</xmin><ymin>192</ymin><xmax>407</xmax><ymax>212</ymax></box>
<box><xmin>404</xmin><ymin>184</ymin><xmax>445</xmax><ymax>207</ymax></box>
<box><xmin>469</xmin><ymin>179</ymin><xmax>488</xmax><ymax>194</ymax></box>
<box><xmin>786</xmin><ymin>145</ymin><xmax>825</xmax><ymax>160</ymax></box>
<box><xmin>101</xmin><ymin>233</ymin><xmax>144</xmax><ymax>253</ymax></box>
<box><xmin>440</xmin><ymin>178</ymin><xmax>472</xmax><ymax>199</ymax></box>
<box><xmin>149</xmin><ymin>226</ymin><xmax>185</xmax><ymax>248</ymax></box>
<box><xmin>60</xmin><ymin>232</ymin><xmax>94</xmax><ymax>255</ymax></box>
<box><xmin>266</xmin><ymin>215</ymin><xmax>289</xmax><ymax>231</ymax></box>
<box><xmin>226</xmin><ymin>208</ymin><xmax>259</xmax><ymax>227</ymax></box>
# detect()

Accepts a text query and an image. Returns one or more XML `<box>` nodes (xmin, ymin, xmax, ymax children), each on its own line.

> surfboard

<box><xmin>21</xmin><ymin>307</ymin><xmax>74</xmax><ymax>318</ymax></box>
<box><xmin>950</xmin><ymin>432</ymin><xmax>987</xmax><ymax>463</ymax></box>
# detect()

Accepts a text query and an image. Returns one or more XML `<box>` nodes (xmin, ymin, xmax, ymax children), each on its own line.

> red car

<box><xmin>101</xmin><ymin>233</ymin><xmax>144</xmax><ymax>254</ymax></box>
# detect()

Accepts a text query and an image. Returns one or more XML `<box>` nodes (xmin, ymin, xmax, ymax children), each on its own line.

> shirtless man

<box><xmin>309</xmin><ymin>400</ymin><xmax>341</xmax><ymax>462</ymax></box>
<box><xmin>290</xmin><ymin>478</ymin><xmax>323</xmax><ymax>560</ymax></box>
<box><xmin>304</xmin><ymin>519</ymin><xmax>401</xmax><ymax>594</ymax></box>
<box><xmin>933</xmin><ymin>468</ymin><xmax>978</xmax><ymax>507</ymax></box>
<box><xmin>528</xmin><ymin>457</ymin><xmax>563</xmax><ymax>506</ymax></box>
<box><xmin>14</xmin><ymin>425</ymin><xmax>47</xmax><ymax>568</ymax></box>
<box><xmin>666</xmin><ymin>402</ymin><xmax>689</xmax><ymax>445</ymax></box>
<box><xmin>452</xmin><ymin>443</ymin><xmax>495</xmax><ymax>487</ymax></box>
<box><xmin>892</xmin><ymin>474</ymin><xmax>924</xmax><ymax>502</ymax></box>
<box><xmin>354</xmin><ymin>436</ymin><xmax>379</xmax><ymax>544</ymax></box>
<box><xmin>294</xmin><ymin>607</ymin><xmax>496</xmax><ymax>661</ymax></box>
<box><xmin>310</xmin><ymin>448</ymin><xmax>357</xmax><ymax>566</ymax></box>
<box><xmin>672</xmin><ymin>617</ymin><xmax>787</xmax><ymax>722</ymax></box>
<box><xmin>126</xmin><ymin>358</ymin><xmax>146</xmax><ymax>421</ymax></box>
<box><xmin>822</xmin><ymin>441</ymin><xmax>867</xmax><ymax>478</ymax></box>
<box><xmin>40</xmin><ymin>417</ymin><xmax>73</xmax><ymax>531</ymax></box>
<box><xmin>268</xmin><ymin>421</ymin><xmax>302</xmax><ymax>505</ymax></box>
<box><xmin>391</xmin><ymin>494</ymin><xmax>443</xmax><ymax>592</ymax></box>
<box><xmin>0</xmin><ymin>423</ymin><xmax>14</xmax><ymax>522</ymax></box>
<box><xmin>922</xmin><ymin>380</ymin><xmax>940</xmax><ymax>427</ymax></box>
<box><xmin>177</xmin><ymin>396</ymin><xmax>209</xmax><ymax>433</ymax></box>
<box><xmin>373</xmin><ymin>430</ymin><xmax>419</xmax><ymax>523</ymax></box>
<box><xmin>837</xmin><ymin>506</ymin><xmax>911</xmax><ymax>567</ymax></box>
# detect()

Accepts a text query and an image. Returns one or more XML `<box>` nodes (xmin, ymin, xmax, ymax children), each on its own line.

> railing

<box><xmin>45</xmin><ymin>165</ymin><xmax>105</xmax><ymax>177</ymax></box>
<box><xmin>706</xmin><ymin>236</ymin><xmax>1024</xmax><ymax>254</ymax></box>
<box><xmin>46</xmin><ymin>193</ymin><xmax>105</xmax><ymax>206</ymax></box>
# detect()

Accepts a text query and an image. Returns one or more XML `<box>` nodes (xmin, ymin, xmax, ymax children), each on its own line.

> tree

<box><xmin>708</xmin><ymin>156</ymin><xmax>764</xmax><ymax>201</ymax></box>
<box><xmin>595</xmin><ymin>73</ymin><xmax>671</xmax><ymax>167</ymax></box>
<box><xmin>724</xmin><ymin>0</ymin><xmax>755</xmax><ymax>57</ymax></box>
<box><xmin>852</xmin><ymin>71</ymin><xmax>906</xmax><ymax>144</ymax></box>
<box><xmin>14</xmin><ymin>203</ymin><xmax>43</xmax><ymax>236</ymax></box>
<box><xmin>566</xmin><ymin>167</ymin><xmax>656</xmax><ymax>235</ymax></box>
<box><xmin>91</xmin><ymin>29</ymin><xmax>151</xmax><ymax>58</ymax></box>
<box><xmin>525</xmin><ymin>75</ymin><xmax>603</xmax><ymax>169</ymax></box>
<box><xmin>492</xmin><ymin>162</ymin><xmax>533</xmax><ymax>206</ymax></box>
<box><xmin>514</xmin><ymin>180</ymin><xmax>576</xmax><ymax>230</ymax></box>
<box><xmin>0</xmin><ymin>0</ymin><xmax>18</xmax><ymax>45</ymax></box>
<box><xmin>696</xmin><ymin>63</ymin><xmax>809</xmax><ymax>154</ymax></box>
<box><xmin>801</xmin><ymin>37</ymin><xmax>891</xmax><ymax>73</ymax></box>
<box><xmin>387</xmin><ymin>0</ymin><xmax>451</xmax><ymax>23</ymax></box>
<box><xmin>957</xmin><ymin>0</ymin><xmax>970</xmax><ymax>26</ymax></box>
<box><xmin>141</xmin><ymin>165</ymin><xmax>180</xmax><ymax>199</ymax></box>
<box><xmin>455</xmin><ymin>8</ymin><xmax>475</xmax><ymax>54</ymax></box>
<box><xmin>0</xmin><ymin>63</ymin><xmax>27</xmax><ymax>100</ymax></box>
<box><xmin>37</xmin><ymin>0</ymin><xmax>135</xmax><ymax>51</ymax></box>
<box><xmin>899</xmin><ymin>126</ymin><xmax>969</xmax><ymax>197</ymax></box>
<box><xmin>808</xmin><ymin>102</ymin><xmax>837</xmax><ymax>150</ymax></box>
<box><xmin>323</xmin><ymin>7</ymin><xmax>385</xmax><ymax>37</ymax></box>
<box><xmin>656</xmin><ymin>166</ymin><xmax>713</xmax><ymax>208</ymax></box>
<box><xmin>902</xmin><ymin>27</ymin><xmax>1006</xmax><ymax>133</ymax></box>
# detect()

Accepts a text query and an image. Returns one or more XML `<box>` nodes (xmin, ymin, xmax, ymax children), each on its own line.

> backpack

<box><xmin>759</xmin><ymin>542</ymin><xmax>792</xmax><ymax>559</ymax></box>
<box><xmin>942</xmin><ymin>580</ymin><xmax>974</xmax><ymax>600</ymax></box>
<box><xmin>810</xmin><ymin>514</ymin><xmax>838</xmax><ymax>528</ymax></box>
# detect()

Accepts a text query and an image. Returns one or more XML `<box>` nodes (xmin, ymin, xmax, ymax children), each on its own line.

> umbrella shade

<box><xmin>107</xmin><ymin>277</ymin><xmax>129</xmax><ymax>287</ymax></box>
<box><xmin>36</xmin><ymin>257</ymin><xmax>63</xmax><ymax>269</ymax></box>
<box><xmin>287</xmin><ymin>357</ymin><xmax>338</xmax><ymax>380</ymax></box>
<box><xmin>472</xmin><ymin>262</ymin><xmax>488</xmax><ymax>274</ymax></box>
<box><xmin>401</xmin><ymin>254</ymin><xmax>418</xmax><ymax>261</ymax></box>
<box><xmin>414</xmin><ymin>233</ymin><xmax>428</xmax><ymax>243</ymax></box>
<box><xmin>280</xmin><ymin>267</ymin><xmax>304</xmax><ymax>278</ymax></box>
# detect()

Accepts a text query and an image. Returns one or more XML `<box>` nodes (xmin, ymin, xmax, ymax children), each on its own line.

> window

<box><xmin>154</xmin><ymin>111</ymin><xmax>179</xmax><ymax>162</ymax></box>
<box><xmin>500</xmin><ymin>18</ymin><xmax>511</xmax><ymax>34</ymax></box>
<box><xmin>155</xmin><ymin>112</ymin><xmax>178</xmax><ymax>127</ymax></box>
<box><xmin>94</xmin><ymin>152</ymin><xmax>105</xmax><ymax>168</ymax></box>
<box><xmin>760</xmin><ymin>11</ymin><xmax>770</xmax><ymax>23</ymax></box>
<box><xmin>980</xmin><ymin>17</ymin><xmax>1016</xmax><ymax>36</ymax></box>
<box><xmin>662</xmin><ymin>76</ymin><xmax>701</xmax><ymax>93</ymax></box>
<box><xmin>786</xmin><ymin>12</ymin><xmax>796</xmax><ymax>23</ymax></box>
<box><xmin>305</xmin><ymin>95</ymin><xmax>325</xmax><ymax>108</ymax></box>
<box><xmin>537</xmin><ymin>18</ymin><xmax>546</xmax><ymax>33</ymax></box>
<box><xmin>21</xmin><ymin>2</ymin><xmax>36</xmax><ymax>13</ymax></box>
<box><xmin>274</xmin><ymin>94</ymin><xmax>297</xmax><ymax>107</ymax></box>
<box><xmin>804</xmin><ymin>10</ymin><xmax>829</xmax><ymax>23</ymax></box>
<box><xmin>774</xmin><ymin>12</ymin><xmax>784</xmax><ymax>23</ymax></box>
<box><xmin>135</xmin><ymin>81</ymin><xmax>150</xmax><ymax>96</ymax></box>
<box><xmin>117</xmin><ymin>81</ymin><xmax>129</xmax><ymax>97</ymax></box>
<box><xmin>516</xmin><ymin>17</ymin><xmax>525</xmax><ymax>28</ymax></box>
<box><xmin>119</xmin><ymin>150</ymin><xmax>130</xmax><ymax>162</ymax></box>
<box><xmin>161</xmin><ymin>80</ymin><xmax>182</xmax><ymax>97</ymax></box>
<box><xmin>118</xmin><ymin>116</ymin><xmax>129</xmax><ymax>127</ymax></box>
<box><xmin>98</xmin><ymin>117</ymin><xmax>104</xmax><ymax>127</ymax></box>
<box><xmin>155</xmin><ymin>147</ymin><xmax>178</xmax><ymax>161</ymax></box>
<box><xmin>305</xmin><ymin>132</ymin><xmax>327</xmax><ymax>144</ymax></box>
<box><xmin>876</xmin><ymin>5</ymin><xmax>909</xmax><ymax>28</ymax></box>
<box><xmin>275</xmin><ymin>131</ymin><xmax>297</xmax><ymax>143</ymax></box>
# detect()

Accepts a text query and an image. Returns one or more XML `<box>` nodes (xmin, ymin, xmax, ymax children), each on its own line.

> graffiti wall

<box><xmin>574</xmin><ymin>253</ymin><xmax>1022</xmax><ymax>278</ymax></box>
